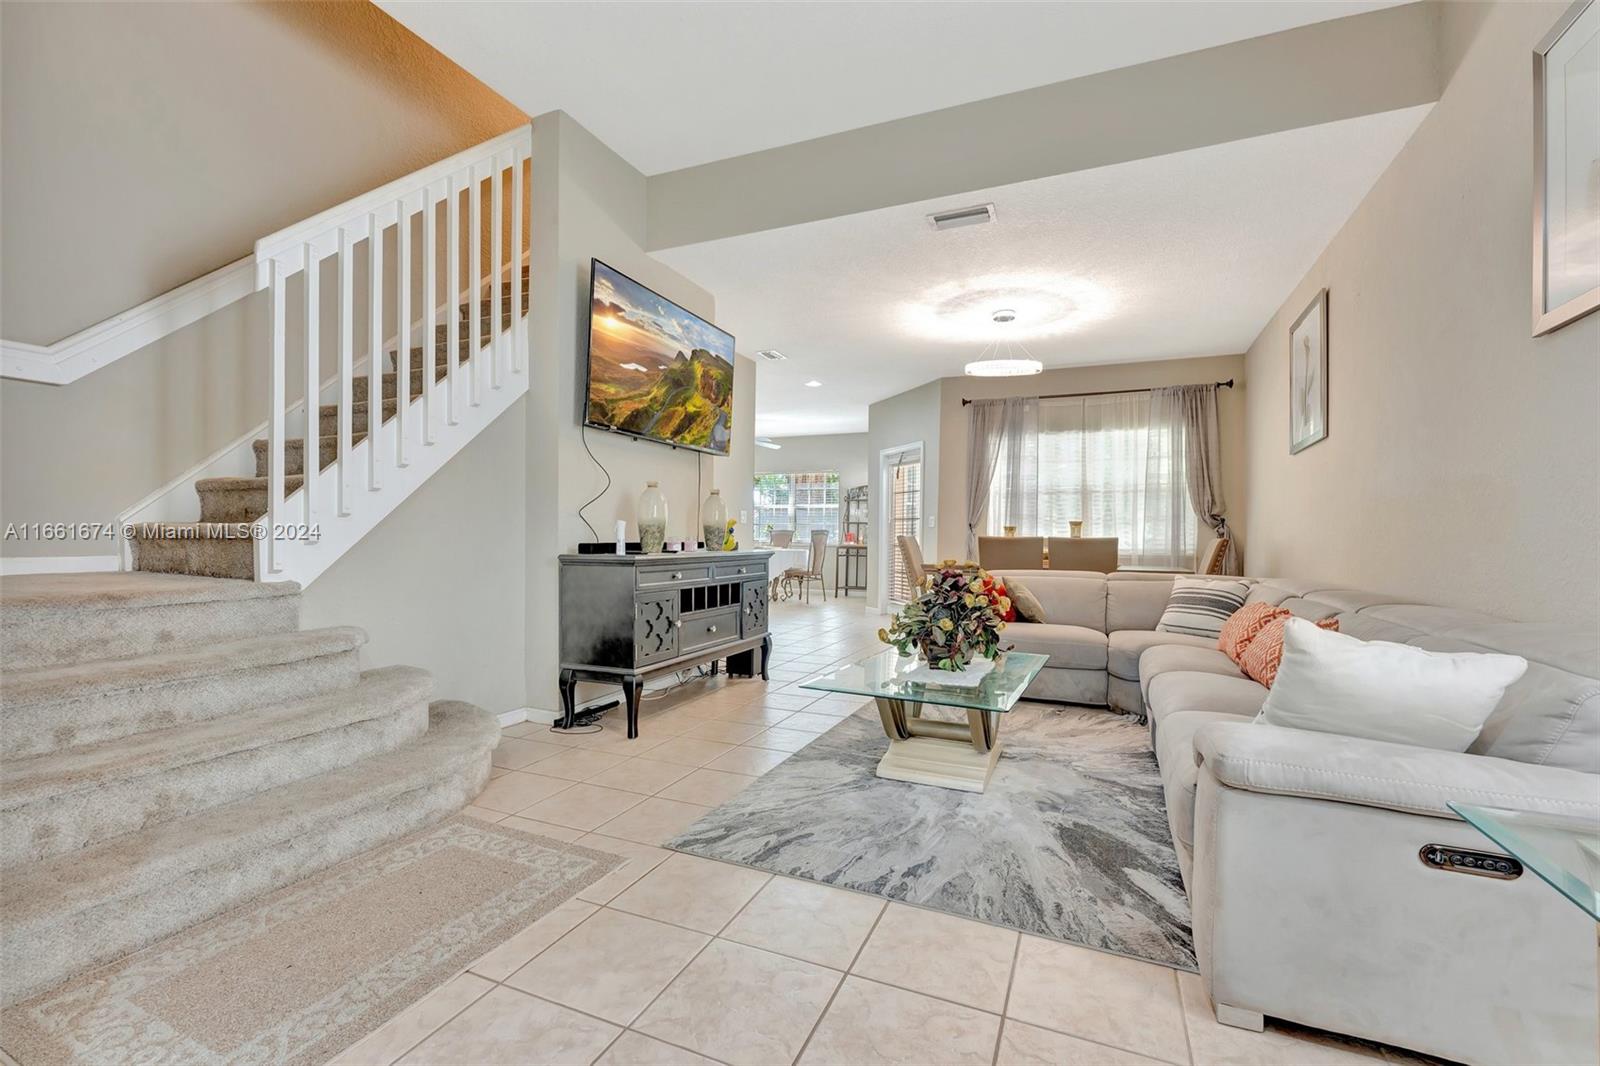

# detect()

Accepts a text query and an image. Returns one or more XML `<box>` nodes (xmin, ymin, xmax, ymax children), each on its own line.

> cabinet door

<box><xmin>742</xmin><ymin>579</ymin><xmax>769</xmax><ymax>637</ymax></box>
<box><xmin>635</xmin><ymin>591</ymin><xmax>680</xmax><ymax>667</ymax></box>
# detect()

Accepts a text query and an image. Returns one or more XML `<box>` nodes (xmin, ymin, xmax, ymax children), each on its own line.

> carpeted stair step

<box><xmin>195</xmin><ymin>475</ymin><xmax>305</xmax><ymax>522</ymax></box>
<box><xmin>0</xmin><ymin>699</ymin><xmax>498</xmax><ymax>1007</ymax></box>
<box><xmin>317</xmin><ymin>396</ymin><xmax>397</xmax><ymax>437</ymax></box>
<box><xmin>0</xmin><ymin>666</ymin><xmax>432</xmax><ymax>867</ymax></box>
<box><xmin>351</xmin><ymin>370</ymin><xmax>423</xmax><ymax>404</ymax></box>
<box><xmin>251</xmin><ymin>432</ymin><xmax>366</xmax><ymax>477</ymax></box>
<box><xmin>0</xmin><ymin>627</ymin><xmax>365</xmax><ymax>759</ymax></box>
<box><xmin>0</xmin><ymin>573</ymin><xmax>300</xmax><ymax>670</ymax></box>
<box><xmin>129</xmin><ymin>521</ymin><xmax>259</xmax><ymax>580</ymax></box>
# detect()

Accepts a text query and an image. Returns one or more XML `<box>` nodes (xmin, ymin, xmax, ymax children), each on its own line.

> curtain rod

<box><xmin>959</xmin><ymin>378</ymin><xmax>1234</xmax><ymax>406</ymax></box>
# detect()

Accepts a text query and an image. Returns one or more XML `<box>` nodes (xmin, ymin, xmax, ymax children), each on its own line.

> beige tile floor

<box><xmin>332</xmin><ymin>600</ymin><xmax>1435</xmax><ymax>1066</ymax></box>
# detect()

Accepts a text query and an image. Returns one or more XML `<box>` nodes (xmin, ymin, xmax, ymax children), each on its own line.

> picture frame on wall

<box><xmin>1533</xmin><ymin>0</ymin><xmax>1600</xmax><ymax>336</ymax></box>
<box><xmin>1288</xmin><ymin>289</ymin><xmax>1329</xmax><ymax>454</ymax></box>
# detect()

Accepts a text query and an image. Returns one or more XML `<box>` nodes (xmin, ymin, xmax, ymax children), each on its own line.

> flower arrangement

<box><xmin>878</xmin><ymin>565</ymin><xmax>1012</xmax><ymax>671</ymax></box>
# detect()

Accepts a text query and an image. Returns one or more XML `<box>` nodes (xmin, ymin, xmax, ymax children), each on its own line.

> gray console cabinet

<box><xmin>557</xmin><ymin>550</ymin><xmax>773</xmax><ymax>738</ymax></box>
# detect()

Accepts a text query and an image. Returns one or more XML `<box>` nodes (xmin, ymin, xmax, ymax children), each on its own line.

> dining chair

<box><xmin>770</xmin><ymin>529</ymin><xmax>794</xmax><ymax>548</ymax></box>
<box><xmin>1045</xmin><ymin>536</ymin><xmax>1119</xmax><ymax>573</ymax></box>
<box><xmin>978</xmin><ymin>535</ymin><xmax>1045</xmax><ymax>571</ymax></box>
<box><xmin>1197</xmin><ymin>536</ymin><xmax>1229</xmax><ymax>575</ymax></box>
<box><xmin>783</xmin><ymin>529</ymin><xmax>829</xmax><ymax>602</ymax></box>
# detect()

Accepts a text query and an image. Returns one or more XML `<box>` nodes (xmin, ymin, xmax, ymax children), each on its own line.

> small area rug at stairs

<box><xmin>0</xmin><ymin>817</ymin><xmax>622</xmax><ymax>1066</ymax></box>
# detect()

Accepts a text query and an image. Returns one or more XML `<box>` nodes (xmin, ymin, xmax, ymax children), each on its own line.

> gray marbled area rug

<box><xmin>668</xmin><ymin>703</ymin><xmax>1196</xmax><ymax>971</ymax></box>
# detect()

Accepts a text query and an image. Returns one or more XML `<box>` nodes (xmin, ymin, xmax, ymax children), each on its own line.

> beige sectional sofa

<box><xmin>995</xmin><ymin>570</ymin><xmax>1600</xmax><ymax>1066</ymax></box>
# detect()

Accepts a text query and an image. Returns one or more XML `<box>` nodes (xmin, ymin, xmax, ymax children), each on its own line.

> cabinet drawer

<box><xmin>713</xmin><ymin>560</ymin><xmax>761</xmax><ymax>579</ymax></box>
<box><xmin>679</xmin><ymin>607</ymin><xmax>740</xmax><ymax>653</ymax></box>
<box><xmin>638</xmin><ymin>564</ymin><xmax>710</xmax><ymax>588</ymax></box>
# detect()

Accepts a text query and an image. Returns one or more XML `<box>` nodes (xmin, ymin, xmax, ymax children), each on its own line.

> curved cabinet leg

<box><xmin>557</xmin><ymin>668</ymin><xmax>577</xmax><ymax>729</ymax></box>
<box><xmin>621</xmin><ymin>676</ymin><xmax>642</xmax><ymax>739</ymax></box>
<box><xmin>760</xmin><ymin>635</ymin><xmax>772</xmax><ymax>680</ymax></box>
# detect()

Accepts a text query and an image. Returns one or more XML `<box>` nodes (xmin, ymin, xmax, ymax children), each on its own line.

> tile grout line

<box><xmin>790</xmin><ymin>896</ymin><xmax>890</xmax><ymax>1065</ymax></box>
<box><xmin>991</xmin><ymin>933</ymin><xmax>1023</xmax><ymax>1065</ymax></box>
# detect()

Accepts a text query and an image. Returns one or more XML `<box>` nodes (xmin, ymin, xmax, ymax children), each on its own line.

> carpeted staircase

<box><xmin>129</xmin><ymin>275</ymin><xmax>528</xmax><ymax>579</ymax></box>
<box><xmin>0</xmin><ymin>571</ymin><xmax>501</xmax><ymax>1008</ymax></box>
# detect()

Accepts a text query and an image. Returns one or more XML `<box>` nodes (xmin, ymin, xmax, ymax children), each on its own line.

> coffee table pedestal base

<box><xmin>874</xmin><ymin>697</ymin><xmax>1003</xmax><ymax>793</ymax></box>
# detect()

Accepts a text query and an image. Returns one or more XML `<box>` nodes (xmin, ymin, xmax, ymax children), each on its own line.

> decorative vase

<box><xmin>1068</xmin><ymin>520</ymin><xmax>1084</xmax><ymax>538</ymax></box>
<box><xmin>1003</xmin><ymin>525</ymin><xmax>1017</xmax><ymax>537</ymax></box>
<box><xmin>638</xmin><ymin>482</ymin><xmax>667</xmax><ymax>554</ymax></box>
<box><xmin>917</xmin><ymin>633</ymin><xmax>975</xmax><ymax>671</ymax></box>
<box><xmin>701</xmin><ymin>489</ymin><xmax>728</xmax><ymax>552</ymax></box>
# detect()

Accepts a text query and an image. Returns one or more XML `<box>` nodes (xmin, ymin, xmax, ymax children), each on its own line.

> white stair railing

<box><xmin>251</xmin><ymin>126</ymin><xmax>531</xmax><ymax>584</ymax></box>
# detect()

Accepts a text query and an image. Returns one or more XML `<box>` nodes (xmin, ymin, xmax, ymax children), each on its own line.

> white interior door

<box><xmin>880</xmin><ymin>444</ymin><xmax>924</xmax><ymax>608</ymax></box>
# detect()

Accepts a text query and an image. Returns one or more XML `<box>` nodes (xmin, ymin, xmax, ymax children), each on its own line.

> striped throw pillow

<box><xmin>1155</xmin><ymin>578</ymin><xmax>1250</xmax><ymax>639</ymax></box>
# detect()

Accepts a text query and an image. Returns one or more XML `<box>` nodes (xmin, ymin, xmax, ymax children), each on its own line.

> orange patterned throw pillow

<box><xmin>1239</xmin><ymin>615</ymin><xmax>1340</xmax><ymax>687</ymax></box>
<box><xmin>1217</xmin><ymin>602</ymin><xmax>1289</xmax><ymax>665</ymax></box>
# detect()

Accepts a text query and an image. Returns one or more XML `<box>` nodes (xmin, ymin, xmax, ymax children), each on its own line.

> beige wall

<box><xmin>1243</xmin><ymin>0</ymin><xmax>1599</xmax><ymax>627</ymax></box>
<box><xmin>936</xmin><ymin>354</ymin><xmax>1247</xmax><ymax>564</ymax></box>
<box><xmin>0</xmin><ymin>0</ymin><xmax>526</xmax><ymax>559</ymax></box>
<box><xmin>0</xmin><ymin>0</ymin><xmax>526</xmax><ymax>343</ymax></box>
<box><xmin>524</xmin><ymin>111</ymin><xmax>755</xmax><ymax>713</ymax></box>
<box><xmin>300</xmin><ymin>403</ymin><xmax>528</xmax><ymax>714</ymax></box>
<box><xmin>755</xmin><ymin>434</ymin><xmax>870</xmax><ymax>489</ymax></box>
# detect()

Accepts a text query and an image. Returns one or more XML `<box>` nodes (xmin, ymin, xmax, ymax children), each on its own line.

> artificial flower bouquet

<box><xmin>878</xmin><ymin>564</ymin><xmax>1012</xmax><ymax>671</ymax></box>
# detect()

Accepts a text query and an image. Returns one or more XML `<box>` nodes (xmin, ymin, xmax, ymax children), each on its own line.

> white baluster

<box><xmin>301</xmin><ymin>243</ymin><xmax>318</xmax><ymax>530</ymax></box>
<box><xmin>421</xmin><ymin>187</ymin><xmax>437</xmax><ymax>446</ymax></box>
<box><xmin>337</xmin><ymin>227</ymin><xmax>354</xmax><ymax>517</ymax></box>
<box><xmin>491</xmin><ymin>159</ymin><xmax>504</xmax><ymax>390</ymax></box>
<box><xmin>512</xmin><ymin>149</ymin><xmax>525</xmax><ymax>374</ymax></box>
<box><xmin>470</xmin><ymin>169</ymin><xmax>482</xmax><ymax>408</ymax></box>
<box><xmin>366</xmin><ymin>210</ymin><xmax>382</xmax><ymax>491</ymax></box>
<box><xmin>395</xmin><ymin>198</ymin><xmax>411</xmax><ymax>468</ymax></box>
<box><xmin>268</xmin><ymin>259</ymin><xmax>286</xmax><ymax>575</ymax></box>
<box><xmin>446</xmin><ymin>173</ymin><xmax>460</xmax><ymax>425</ymax></box>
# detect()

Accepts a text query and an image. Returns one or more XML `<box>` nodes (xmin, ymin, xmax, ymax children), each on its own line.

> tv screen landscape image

<box><xmin>584</xmin><ymin>259</ymin><xmax>735</xmax><ymax>455</ymax></box>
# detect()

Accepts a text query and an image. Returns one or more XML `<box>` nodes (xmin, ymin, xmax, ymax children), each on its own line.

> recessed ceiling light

<box><xmin>899</xmin><ymin>273</ymin><xmax>1113</xmax><ymax>342</ymax></box>
<box><xmin>756</xmin><ymin>349</ymin><xmax>787</xmax><ymax>362</ymax></box>
<box><xmin>804</xmin><ymin>379</ymin><xmax>822</xmax><ymax>388</ymax></box>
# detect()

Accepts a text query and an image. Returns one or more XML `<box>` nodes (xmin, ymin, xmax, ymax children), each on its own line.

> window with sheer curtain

<box><xmin>753</xmin><ymin>472</ymin><xmax>840</xmax><ymax>541</ymax></box>
<box><xmin>985</xmin><ymin>393</ymin><xmax>1197</xmax><ymax>569</ymax></box>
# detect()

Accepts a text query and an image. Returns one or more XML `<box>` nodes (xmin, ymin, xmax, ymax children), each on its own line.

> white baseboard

<box><xmin>499</xmin><ymin>707</ymin><xmax>562</xmax><ymax>727</ymax></box>
<box><xmin>1</xmin><ymin>555</ymin><xmax>122</xmax><ymax>576</ymax></box>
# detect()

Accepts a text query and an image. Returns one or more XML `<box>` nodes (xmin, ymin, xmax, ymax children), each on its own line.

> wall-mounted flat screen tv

<box><xmin>583</xmin><ymin>259</ymin><xmax>735</xmax><ymax>456</ymax></box>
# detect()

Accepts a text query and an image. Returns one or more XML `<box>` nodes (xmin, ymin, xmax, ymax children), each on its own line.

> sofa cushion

<box><xmin>1155</xmin><ymin>710</ymin><xmax>1242</xmax><ymax>850</ymax></box>
<box><xmin>1105</xmin><ymin>573</ymin><xmax>1176</xmax><ymax>632</ymax></box>
<box><xmin>1138</xmin><ymin>644</ymin><xmax>1246</xmax><ymax>706</ymax></box>
<box><xmin>1004</xmin><ymin>622</ymin><xmax>1107</xmax><ymax>670</ymax></box>
<box><xmin>994</xmin><ymin>571</ymin><xmax>1106</xmax><ymax>630</ymax></box>
<box><xmin>1146</xmin><ymin>671</ymin><xmax>1268</xmax><ymax>735</ymax></box>
<box><xmin>1238</xmin><ymin>616</ymin><xmax>1340</xmax><ymax>687</ymax></box>
<box><xmin>1023</xmin><ymin>667</ymin><xmax>1107</xmax><ymax>706</ymax></box>
<box><xmin>1107</xmin><ymin>629</ymin><xmax>1215</xmax><ymax>681</ymax></box>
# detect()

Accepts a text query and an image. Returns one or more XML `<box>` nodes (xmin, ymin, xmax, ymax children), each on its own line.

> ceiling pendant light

<box><xmin>963</xmin><ymin>309</ymin><xmax>1043</xmax><ymax>377</ymax></box>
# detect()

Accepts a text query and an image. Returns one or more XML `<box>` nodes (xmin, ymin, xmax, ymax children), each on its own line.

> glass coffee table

<box><xmin>1450</xmin><ymin>802</ymin><xmax>1600</xmax><ymax>1058</ymax></box>
<box><xmin>801</xmin><ymin>649</ymin><xmax>1048</xmax><ymax>793</ymax></box>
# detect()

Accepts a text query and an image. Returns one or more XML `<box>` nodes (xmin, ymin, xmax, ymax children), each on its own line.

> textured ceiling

<box><xmin>378</xmin><ymin>0</ymin><xmax>1403</xmax><ymax>175</ymax></box>
<box><xmin>656</xmin><ymin>106</ymin><xmax>1431</xmax><ymax>437</ymax></box>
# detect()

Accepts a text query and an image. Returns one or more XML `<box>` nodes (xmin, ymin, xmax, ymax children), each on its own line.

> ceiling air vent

<box><xmin>927</xmin><ymin>203</ymin><xmax>995</xmax><ymax>231</ymax></box>
<box><xmin>756</xmin><ymin>349</ymin><xmax>787</xmax><ymax>362</ymax></box>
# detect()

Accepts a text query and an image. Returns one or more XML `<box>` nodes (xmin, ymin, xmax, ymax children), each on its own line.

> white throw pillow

<box><xmin>1257</xmin><ymin>618</ymin><xmax>1528</xmax><ymax>751</ymax></box>
<box><xmin>1155</xmin><ymin>577</ymin><xmax>1249</xmax><ymax>638</ymax></box>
